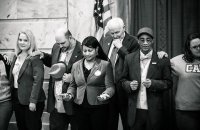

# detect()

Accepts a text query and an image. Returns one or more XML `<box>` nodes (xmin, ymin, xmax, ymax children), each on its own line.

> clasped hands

<box><xmin>59</xmin><ymin>93</ymin><xmax>73</xmax><ymax>101</ymax></box>
<box><xmin>130</xmin><ymin>79</ymin><xmax>151</xmax><ymax>90</ymax></box>
<box><xmin>29</xmin><ymin>102</ymin><xmax>36</xmax><ymax>112</ymax></box>
<box><xmin>60</xmin><ymin>93</ymin><xmax>110</xmax><ymax>102</ymax></box>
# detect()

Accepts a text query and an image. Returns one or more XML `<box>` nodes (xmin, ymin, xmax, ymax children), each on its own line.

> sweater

<box><xmin>0</xmin><ymin>54</ymin><xmax>11</xmax><ymax>103</ymax></box>
<box><xmin>171</xmin><ymin>54</ymin><xmax>200</xmax><ymax>111</ymax></box>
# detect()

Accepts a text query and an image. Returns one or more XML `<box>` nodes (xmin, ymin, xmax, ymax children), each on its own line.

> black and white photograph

<box><xmin>0</xmin><ymin>0</ymin><xmax>200</xmax><ymax>130</ymax></box>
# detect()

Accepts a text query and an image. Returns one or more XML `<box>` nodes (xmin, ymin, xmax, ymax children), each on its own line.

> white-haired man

<box><xmin>100</xmin><ymin>17</ymin><xmax>167</xmax><ymax>130</ymax></box>
<box><xmin>100</xmin><ymin>17</ymin><xmax>139</xmax><ymax>130</ymax></box>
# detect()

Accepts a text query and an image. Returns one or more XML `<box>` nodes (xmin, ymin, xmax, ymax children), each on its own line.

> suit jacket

<box><xmin>43</xmin><ymin>41</ymin><xmax>83</xmax><ymax>115</ymax></box>
<box><xmin>9</xmin><ymin>55</ymin><xmax>46</xmax><ymax>105</ymax></box>
<box><xmin>100</xmin><ymin>32</ymin><xmax>139</xmax><ymax>83</ymax></box>
<box><xmin>121</xmin><ymin>50</ymin><xmax>172</xmax><ymax>128</ymax></box>
<box><xmin>100</xmin><ymin>32</ymin><xmax>139</xmax><ymax>108</ymax></box>
<box><xmin>67</xmin><ymin>59</ymin><xmax>115</xmax><ymax>105</ymax></box>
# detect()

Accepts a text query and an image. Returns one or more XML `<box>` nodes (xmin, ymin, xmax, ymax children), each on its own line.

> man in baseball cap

<box><xmin>121</xmin><ymin>27</ymin><xmax>172</xmax><ymax>130</ymax></box>
<box><xmin>137</xmin><ymin>27</ymin><xmax>153</xmax><ymax>38</ymax></box>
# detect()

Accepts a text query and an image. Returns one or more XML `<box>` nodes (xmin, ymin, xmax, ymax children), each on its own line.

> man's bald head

<box><xmin>55</xmin><ymin>28</ymin><xmax>72</xmax><ymax>48</ymax></box>
<box><xmin>55</xmin><ymin>28</ymin><xmax>72</xmax><ymax>43</ymax></box>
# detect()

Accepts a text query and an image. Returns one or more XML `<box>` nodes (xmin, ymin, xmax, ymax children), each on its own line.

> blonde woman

<box><xmin>9</xmin><ymin>30</ymin><xmax>46</xmax><ymax>130</ymax></box>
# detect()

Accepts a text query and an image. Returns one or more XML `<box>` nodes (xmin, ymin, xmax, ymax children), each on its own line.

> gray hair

<box><xmin>106</xmin><ymin>17</ymin><xmax>125</xmax><ymax>31</ymax></box>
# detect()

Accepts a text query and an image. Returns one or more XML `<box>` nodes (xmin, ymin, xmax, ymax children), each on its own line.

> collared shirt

<box><xmin>136</xmin><ymin>50</ymin><xmax>152</xmax><ymax>109</ymax></box>
<box><xmin>12</xmin><ymin>57</ymin><xmax>24</xmax><ymax>88</ymax></box>
<box><xmin>54</xmin><ymin>44</ymin><xmax>75</xmax><ymax>113</ymax></box>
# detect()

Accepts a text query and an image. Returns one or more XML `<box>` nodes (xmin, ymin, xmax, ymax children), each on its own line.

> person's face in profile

<box><xmin>82</xmin><ymin>45</ymin><xmax>98</xmax><ymax>62</ymax></box>
<box><xmin>190</xmin><ymin>38</ymin><xmax>200</xmax><ymax>58</ymax></box>
<box><xmin>18</xmin><ymin>33</ymin><xmax>31</xmax><ymax>52</ymax></box>
<box><xmin>138</xmin><ymin>34</ymin><xmax>153</xmax><ymax>54</ymax></box>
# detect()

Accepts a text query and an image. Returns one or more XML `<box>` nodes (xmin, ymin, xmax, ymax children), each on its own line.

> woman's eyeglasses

<box><xmin>190</xmin><ymin>44</ymin><xmax>200</xmax><ymax>50</ymax></box>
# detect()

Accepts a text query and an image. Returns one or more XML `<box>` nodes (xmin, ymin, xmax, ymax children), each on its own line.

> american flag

<box><xmin>94</xmin><ymin>0</ymin><xmax>112</xmax><ymax>41</ymax></box>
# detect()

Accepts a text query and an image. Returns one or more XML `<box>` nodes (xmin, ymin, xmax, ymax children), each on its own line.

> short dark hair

<box><xmin>82</xmin><ymin>36</ymin><xmax>108</xmax><ymax>61</ymax></box>
<box><xmin>183</xmin><ymin>32</ymin><xmax>200</xmax><ymax>63</ymax></box>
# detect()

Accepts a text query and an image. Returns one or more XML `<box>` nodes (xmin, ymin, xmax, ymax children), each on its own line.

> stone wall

<box><xmin>0</xmin><ymin>0</ymin><xmax>120</xmax><ymax>129</ymax></box>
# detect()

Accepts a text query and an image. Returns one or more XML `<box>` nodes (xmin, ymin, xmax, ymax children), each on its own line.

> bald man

<box><xmin>38</xmin><ymin>28</ymin><xmax>83</xmax><ymax>130</ymax></box>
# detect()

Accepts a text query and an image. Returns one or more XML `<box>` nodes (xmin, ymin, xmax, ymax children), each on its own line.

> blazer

<box><xmin>100</xmin><ymin>32</ymin><xmax>139</xmax><ymax>83</ymax></box>
<box><xmin>43</xmin><ymin>41</ymin><xmax>83</xmax><ymax>115</ymax></box>
<box><xmin>9</xmin><ymin>55</ymin><xmax>46</xmax><ymax>105</ymax></box>
<box><xmin>67</xmin><ymin>59</ymin><xmax>115</xmax><ymax>105</ymax></box>
<box><xmin>121</xmin><ymin>50</ymin><xmax>172</xmax><ymax>128</ymax></box>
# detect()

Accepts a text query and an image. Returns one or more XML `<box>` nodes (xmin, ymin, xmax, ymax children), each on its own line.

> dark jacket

<box><xmin>100</xmin><ymin>32</ymin><xmax>139</xmax><ymax>83</ymax></box>
<box><xmin>10</xmin><ymin>55</ymin><xmax>46</xmax><ymax>105</ymax></box>
<box><xmin>43</xmin><ymin>41</ymin><xmax>83</xmax><ymax>115</ymax></box>
<box><xmin>121</xmin><ymin>50</ymin><xmax>172</xmax><ymax>128</ymax></box>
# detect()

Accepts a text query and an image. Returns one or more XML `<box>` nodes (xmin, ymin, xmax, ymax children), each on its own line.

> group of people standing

<box><xmin>0</xmin><ymin>17</ymin><xmax>200</xmax><ymax>130</ymax></box>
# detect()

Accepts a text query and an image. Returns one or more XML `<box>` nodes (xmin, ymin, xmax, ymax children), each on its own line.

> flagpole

<box><xmin>66</xmin><ymin>0</ymin><xmax>69</xmax><ymax>29</ymax></box>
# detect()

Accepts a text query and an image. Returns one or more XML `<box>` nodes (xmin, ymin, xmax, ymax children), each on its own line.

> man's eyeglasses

<box><xmin>190</xmin><ymin>44</ymin><xmax>200</xmax><ymax>50</ymax></box>
<box><xmin>139</xmin><ymin>38</ymin><xmax>152</xmax><ymax>44</ymax></box>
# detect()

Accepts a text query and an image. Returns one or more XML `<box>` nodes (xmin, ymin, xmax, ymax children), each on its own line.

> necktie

<box><xmin>110</xmin><ymin>47</ymin><xmax>118</xmax><ymax>68</ymax></box>
<box><xmin>110</xmin><ymin>47</ymin><xmax>118</xmax><ymax>82</ymax></box>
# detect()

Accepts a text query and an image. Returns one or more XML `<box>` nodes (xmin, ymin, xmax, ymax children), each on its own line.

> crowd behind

<box><xmin>0</xmin><ymin>17</ymin><xmax>200</xmax><ymax>130</ymax></box>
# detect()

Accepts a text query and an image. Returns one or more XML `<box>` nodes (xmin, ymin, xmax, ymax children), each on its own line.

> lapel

<box><xmin>52</xmin><ymin>44</ymin><xmax>61</xmax><ymax>64</ymax></box>
<box><xmin>103</xmin><ymin>36</ymin><xmax>112</xmax><ymax>55</ymax></box>
<box><xmin>87</xmin><ymin>59</ymin><xmax>101</xmax><ymax>80</ymax></box>
<box><xmin>122</xmin><ymin>32</ymin><xmax>131</xmax><ymax>48</ymax></box>
<box><xmin>147</xmin><ymin>50</ymin><xmax>159</xmax><ymax>78</ymax></box>
<box><xmin>18</xmin><ymin>57</ymin><xmax>31</xmax><ymax>80</ymax></box>
<box><xmin>77</xmin><ymin>59</ymin><xmax>87</xmax><ymax>83</ymax></box>
<box><xmin>67</xmin><ymin>41</ymin><xmax>82</xmax><ymax>73</ymax></box>
<box><xmin>133</xmin><ymin>51</ymin><xmax>141</xmax><ymax>81</ymax></box>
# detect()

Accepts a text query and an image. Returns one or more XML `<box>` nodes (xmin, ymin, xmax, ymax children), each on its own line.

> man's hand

<box><xmin>29</xmin><ymin>103</ymin><xmax>36</xmax><ymax>112</ymax></box>
<box><xmin>113</xmin><ymin>39</ymin><xmax>122</xmax><ymax>49</ymax></box>
<box><xmin>157</xmin><ymin>51</ymin><xmax>168</xmax><ymax>59</ymax></box>
<box><xmin>130</xmin><ymin>80</ymin><xmax>139</xmax><ymax>90</ymax></box>
<box><xmin>3</xmin><ymin>53</ymin><xmax>13</xmax><ymax>65</ymax></box>
<box><xmin>62</xmin><ymin>73</ymin><xmax>72</xmax><ymax>83</ymax></box>
<box><xmin>31</xmin><ymin>51</ymin><xmax>44</xmax><ymax>59</ymax></box>
<box><xmin>142</xmin><ymin>79</ymin><xmax>151</xmax><ymax>88</ymax></box>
